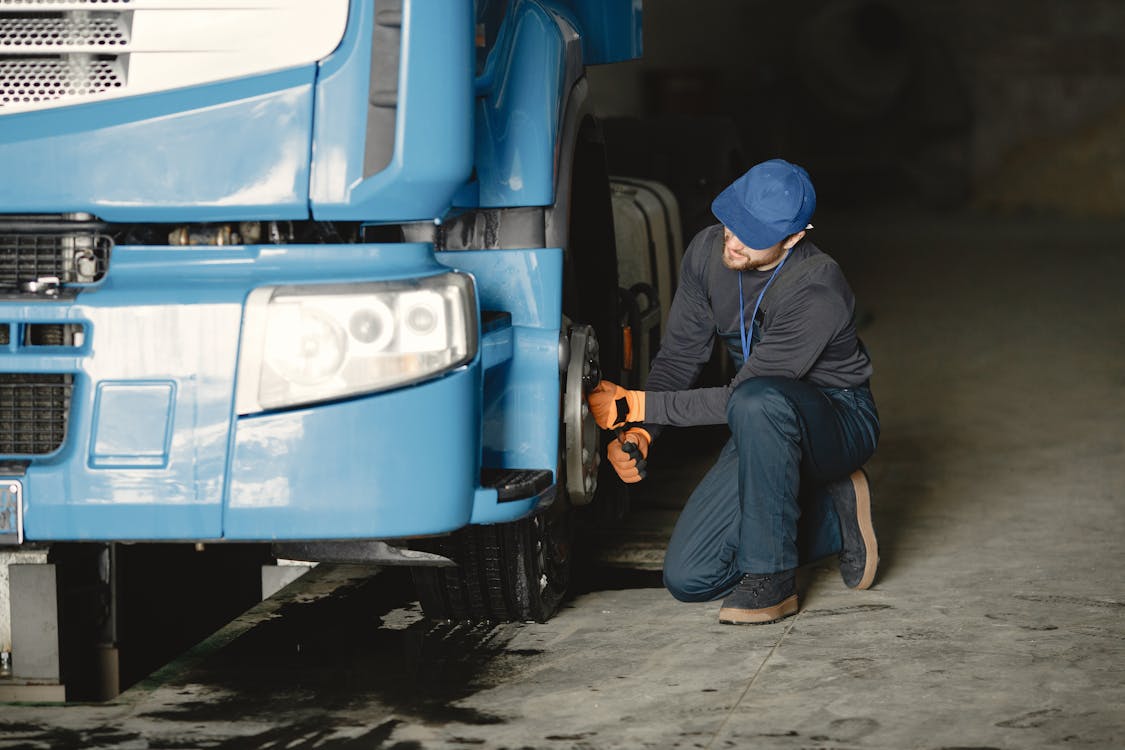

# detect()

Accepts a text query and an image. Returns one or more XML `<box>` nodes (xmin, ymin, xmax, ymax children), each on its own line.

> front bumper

<box><xmin>225</xmin><ymin>365</ymin><xmax>480</xmax><ymax>540</ymax></box>
<box><xmin>0</xmin><ymin>242</ymin><xmax>541</xmax><ymax>543</ymax></box>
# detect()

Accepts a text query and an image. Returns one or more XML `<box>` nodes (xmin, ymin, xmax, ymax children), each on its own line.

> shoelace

<box><xmin>738</xmin><ymin>574</ymin><xmax>780</xmax><ymax>595</ymax></box>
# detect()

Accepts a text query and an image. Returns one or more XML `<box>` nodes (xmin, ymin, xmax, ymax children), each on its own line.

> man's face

<box><xmin>721</xmin><ymin>227</ymin><xmax>788</xmax><ymax>271</ymax></box>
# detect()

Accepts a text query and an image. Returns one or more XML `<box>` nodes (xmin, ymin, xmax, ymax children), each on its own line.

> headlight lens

<box><xmin>236</xmin><ymin>273</ymin><xmax>478</xmax><ymax>414</ymax></box>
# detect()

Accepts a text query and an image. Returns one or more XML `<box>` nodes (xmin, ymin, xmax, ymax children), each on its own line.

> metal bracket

<box><xmin>20</xmin><ymin>277</ymin><xmax>61</xmax><ymax>296</ymax></box>
<box><xmin>0</xmin><ymin>481</ymin><xmax>23</xmax><ymax>546</ymax></box>
<box><xmin>0</xmin><ymin>561</ymin><xmax>65</xmax><ymax>702</ymax></box>
<box><xmin>271</xmin><ymin>541</ymin><xmax>456</xmax><ymax>567</ymax></box>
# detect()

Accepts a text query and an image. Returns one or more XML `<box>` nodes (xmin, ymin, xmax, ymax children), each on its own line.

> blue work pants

<box><xmin>663</xmin><ymin>377</ymin><xmax>880</xmax><ymax>602</ymax></box>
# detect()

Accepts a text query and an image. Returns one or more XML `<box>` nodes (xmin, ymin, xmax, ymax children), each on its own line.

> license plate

<box><xmin>0</xmin><ymin>480</ymin><xmax>22</xmax><ymax>545</ymax></box>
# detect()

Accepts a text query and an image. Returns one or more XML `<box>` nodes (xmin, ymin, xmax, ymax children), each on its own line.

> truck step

<box><xmin>481</xmin><ymin>468</ymin><xmax>553</xmax><ymax>502</ymax></box>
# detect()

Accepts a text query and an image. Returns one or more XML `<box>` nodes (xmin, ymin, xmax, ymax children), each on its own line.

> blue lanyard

<box><xmin>738</xmin><ymin>251</ymin><xmax>791</xmax><ymax>363</ymax></box>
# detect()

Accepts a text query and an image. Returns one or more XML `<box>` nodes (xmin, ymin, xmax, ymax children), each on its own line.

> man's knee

<box><xmin>663</xmin><ymin>566</ymin><xmax>717</xmax><ymax>602</ymax></box>
<box><xmin>726</xmin><ymin>377</ymin><xmax>800</xmax><ymax>434</ymax></box>
<box><xmin>663</xmin><ymin>559</ymin><xmax>736</xmax><ymax>603</ymax></box>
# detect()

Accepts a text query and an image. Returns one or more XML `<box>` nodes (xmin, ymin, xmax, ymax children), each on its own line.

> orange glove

<box><xmin>607</xmin><ymin>428</ymin><xmax>651</xmax><ymax>483</ymax></box>
<box><xmin>587</xmin><ymin>380</ymin><xmax>645</xmax><ymax>430</ymax></box>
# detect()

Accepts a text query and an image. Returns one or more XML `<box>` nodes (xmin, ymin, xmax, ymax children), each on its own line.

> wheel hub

<box><xmin>562</xmin><ymin>323</ymin><xmax>600</xmax><ymax>506</ymax></box>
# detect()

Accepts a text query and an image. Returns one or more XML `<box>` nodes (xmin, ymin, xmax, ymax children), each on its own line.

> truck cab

<box><xmin>0</xmin><ymin>0</ymin><xmax>643</xmax><ymax>625</ymax></box>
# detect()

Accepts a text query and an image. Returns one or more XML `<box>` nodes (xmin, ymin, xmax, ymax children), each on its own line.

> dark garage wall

<box><xmin>588</xmin><ymin>0</ymin><xmax>1125</xmax><ymax>218</ymax></box>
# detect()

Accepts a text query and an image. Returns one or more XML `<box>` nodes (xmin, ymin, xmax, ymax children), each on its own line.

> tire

<box><xmin>412</xmin><ymin>502</ymin><xmax>572</xmax><ymax>622</ymax></box>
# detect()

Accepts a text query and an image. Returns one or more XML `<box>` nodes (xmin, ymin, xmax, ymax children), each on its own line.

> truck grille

<box><xmin>0</xmin><ymin>1</ymin><xmax>348</xmax><ymax>114</ymax></box>
<box><xmin>0</xmin><ymin>373</ymin><xmax>73</xmax><ymax>455</ymax></box>
<box><xmin>0</xmin><ymin>233</ymin><xmax>110</xmax><ymax>291</ymax></box>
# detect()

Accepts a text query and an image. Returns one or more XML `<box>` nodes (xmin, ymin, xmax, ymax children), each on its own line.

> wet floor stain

<box><xmin>800</xmin><ymin>603</ymin><xmax>894</xmax><ymax>618</ymax></box>
<box><xmin>144</xmin><ymin>630</ymin><xmax>524</xmax><ymax>724</ymax></box>
<box><xmin>207</xmin><ymin>718</ymin><xmax>419</xmax><ymax>750</ymax></box>
<box><xmin>995</xmin><ymin>707</ymin><xmax>1064</xmax><ymax>729</ymax></box>
<box><xmin>825</xmin><ymin>717</ymin><xmax>881</xmax><ymax>740</ymax></box>
<box><xmin>0</xmin><ymin>723</ymin><xmax>145</xmax><ymax>750</ymax></box>
<box><xmin>120</xmin><ymin>569</ymin><xmax>546</xmax><ymax>745</ymax></box>
<box><xmin>1013</xmin><ymin>594</ymin><xmax>1124</xmax><ymax>610</ymax></box>
<box><xmin>831</xmin><ymin>656</ymin><xmax>882</xmax><ymax>679</ymax></box>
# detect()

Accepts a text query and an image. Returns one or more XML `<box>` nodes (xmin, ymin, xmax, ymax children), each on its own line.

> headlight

<box><xmin>236</xmin><ymin>273</ymin><xmax>478</xmax><ymax>414</ymax></box>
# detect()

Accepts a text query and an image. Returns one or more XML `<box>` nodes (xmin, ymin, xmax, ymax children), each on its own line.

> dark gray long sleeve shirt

<box><xmin>643</xmin><ymin>224</ymin><xmax>873</xmax><ymax>428</ymax></box>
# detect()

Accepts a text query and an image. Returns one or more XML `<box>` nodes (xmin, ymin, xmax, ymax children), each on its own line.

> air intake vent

<box><xmin>0</xmin><ymin>373</ymin><xmax>73</xmax><ymax>456</ymax></box>
<box><xmin>0</xmin><ymin>232</ymin><xmax>110</xmax><ymax>291</ymax></box>
<box><xmin>0</xmin><ymin>56</ymin><xmax>124</xmax><ymax>106</ymax></box>
<box><xmin>0</xmin><ymin>1</ymin><xmax>348</xmax><ymax>114</ymax></box>
<box><xmin>0</xmin><ymin>3</ymin><xmax>130</xmax><ymax>107</ymax></box>
<box><xmin>0</xmin><ymin>13</ymin><xmax>130</xmax><ymax>49</ymax></box>
<box><xmin>0</xmin><ymin>2</ymin><xmax>133</xmax><ymax>6</ymax></box>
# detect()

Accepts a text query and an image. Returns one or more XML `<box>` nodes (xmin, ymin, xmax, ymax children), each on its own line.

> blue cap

<box><xmin>711</xmin><ymin>159</ymin><xmax>817</xmax><ymax>249</ymax></box>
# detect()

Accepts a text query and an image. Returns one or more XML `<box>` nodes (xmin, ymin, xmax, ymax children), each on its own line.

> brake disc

<box><xmin>563</xmin><ymin>323</ymin><xmax>600</xmax><ymax>506</ymax></box>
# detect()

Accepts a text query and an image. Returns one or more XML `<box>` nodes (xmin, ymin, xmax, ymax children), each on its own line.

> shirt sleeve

<box><xmin>633</xmin><ymin>228</ymin><xmax>718</xmax><ymax>438</ymax></box>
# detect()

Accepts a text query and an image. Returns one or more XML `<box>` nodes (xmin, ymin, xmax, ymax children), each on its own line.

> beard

<box><xmin>722</xmin><ymin>247</ymin><xmax>781</xmax><ymax>271</ymax></box>
<box><xmin>723</xmin><ymin>253</ymin><xmax>755</xmax><ymax>271</ymax></box>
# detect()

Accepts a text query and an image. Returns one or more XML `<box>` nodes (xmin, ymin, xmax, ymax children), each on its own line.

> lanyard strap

<box><xmin>738</xmin><ymin>250</ymin><xmax>791</xmax><ymax>363</ymax></box>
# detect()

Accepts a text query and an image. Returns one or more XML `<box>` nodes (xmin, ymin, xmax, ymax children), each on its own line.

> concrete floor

<box><xmin>1</xmin><ymin>212</ymin><xmax>1124</xmax><ymax>749</ymax></box>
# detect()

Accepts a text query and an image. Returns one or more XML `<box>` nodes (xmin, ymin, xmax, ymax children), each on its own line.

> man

<box><xmin>587</xmin><ymin>159</ymin><xmax>880</xmax><ymax>625</ymax></box>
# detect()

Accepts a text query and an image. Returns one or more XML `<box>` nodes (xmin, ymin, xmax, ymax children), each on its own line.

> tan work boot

<box><xmin>718</xmin><ymin>570</ymin><xmax>798</xmax><ymax>625</ymax></box>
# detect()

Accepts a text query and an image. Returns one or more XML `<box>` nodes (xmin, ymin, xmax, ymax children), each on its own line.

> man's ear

<box><xmin>783</xmin><ymin>230</ymin><xmax>806</xmax><ymax>250</ymax></box>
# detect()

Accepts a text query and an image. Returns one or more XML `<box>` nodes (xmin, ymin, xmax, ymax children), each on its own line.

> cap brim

<box><xmin>711</xmin><ymin>186</ymin><xmax>788</xmax><ymax>250</ymax></box>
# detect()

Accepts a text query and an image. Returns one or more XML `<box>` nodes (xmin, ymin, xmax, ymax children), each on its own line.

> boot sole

<box><xmin>851</xmin><ymin>469</ymin><xmax>879</xmax><ymax>590</ymax></box>
<box><xmin>718</xmin><ymin>594</ymin><xmax>799</xmax><ymax>625</ymax></box>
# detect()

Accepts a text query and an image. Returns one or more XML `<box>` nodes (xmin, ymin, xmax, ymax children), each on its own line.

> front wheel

<box><xmin>411</xmin><ymin>501</ymin><xmax>572</xmax><ymax>622</ymax></box>
<box><xmin>413</xmin><ymin>122</ymin><xmax>620</xmax><ymax>623</ymax></box>
<box><xmin>412</xmin><ymin>323</ymin><xmax>597</xmax><ymax>623</ymax></box>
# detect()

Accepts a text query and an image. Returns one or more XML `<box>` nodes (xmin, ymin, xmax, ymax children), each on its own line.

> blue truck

<box><xmin>0</xmin><ymin>0</ymin><xmax>643</xmax><ymax>626</ymax></box>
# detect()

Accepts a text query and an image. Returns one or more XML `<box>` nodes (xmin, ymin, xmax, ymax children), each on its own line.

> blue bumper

<box><xmin>224</xmin><ymin>367</ymin><xmax>482</xmax><ymax>540</ymax></box>
<box><xmin>2</xmin><ymin>242</ymin><xmax>556</xmax><ymax>542</ymax></box>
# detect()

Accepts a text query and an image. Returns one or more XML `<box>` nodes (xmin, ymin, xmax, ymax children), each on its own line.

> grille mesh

<box><xmin>26</xmin><ymin>323</ymin><xmax>83</xmax><ymax>346</ymax></box>
<box><xmin>0</xmin><ymin>57</ymin><xmax>123</xmax><ymax>105</ymax></box>
<box><xmin>1</xmin><ymin>1</ymin><xmax>131</xmax><ymax>5</ymax></box>
<box><xmin>0</xmin><ymin>14</ymin><xmax>129</xmax><ymax>48</ymax></box>
<box><xmin>0</xmin><ymin>373</ymin><xmax>72</xmax><ymax>455</ymax></box>
<box><xmin>0</xmin><ymin>1</ymin><xmax>349</xmax><ymax>113</ymax></box>
<box><xmin>0</xmin><ymin>233</ymin><xmax>110</xmax><ymax>290</ymax></box>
